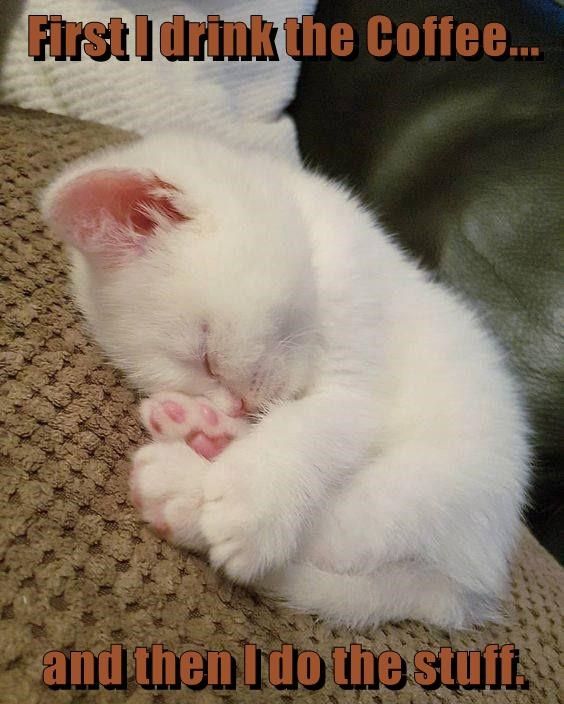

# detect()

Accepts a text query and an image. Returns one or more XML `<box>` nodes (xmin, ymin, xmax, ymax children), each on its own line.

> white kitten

<box><xmin>42</xmin><ymin>132</ymin><xmax>530</xmax><ymax>629</ymax></box>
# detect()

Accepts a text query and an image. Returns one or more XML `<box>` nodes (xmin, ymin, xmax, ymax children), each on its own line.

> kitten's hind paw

<box><xmin>130</xmin><ymin>441</ymin><xmax>207</xmax><ymax>550</ymax></box>
<box><xmin>139</xmin><ymin>392</ymin><xmax>246</xmax><ymax>460</ymax></box>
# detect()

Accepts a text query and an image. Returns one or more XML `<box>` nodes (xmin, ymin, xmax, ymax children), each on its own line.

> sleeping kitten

<box><xmin>42</xmin><ymin>132</ymin><xmax>530</xmax><ymax>629</ymax></box>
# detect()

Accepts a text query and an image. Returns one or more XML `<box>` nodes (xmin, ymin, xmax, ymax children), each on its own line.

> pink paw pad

<box><xmin>140</xmin><ymin>392</ymin><xmax>247</xmax><ymax>459</ymax></box>
<box><xmin>140</xmin><ymin>393</ymin><xmax>194</xmax><ymax>442</ymax></box>
<box><xmin>149</xmin><ymin>413</ymin><xmax>162</xmax><ymax>435</ymax></box>
<box><xmin>151</xmin><ymin>513</ymin><xmax>171</xmax><ymax>540</ymax></box>
<box><xmin>162</xmin><ymin>400</ymin><xmax>186</xmax><ymax>424</ymax></box>
<box><xmin>199</xmin><ymin>404</ymin><xmax>218</xmax><ymax>426</ymax></box>
<box><xmin>128</xmin><ymin>466</ymin><xmax>172</xmax><ymax>539</ymax></box>
<box><xmin>190</xmin><ymin>432</ymin><xmax>230</xmax><ymax>460</ymax></box>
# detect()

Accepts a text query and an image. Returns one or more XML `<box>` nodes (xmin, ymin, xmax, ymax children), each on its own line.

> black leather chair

<box><xmin>291</xmin><ymin>0</ymin><xmax>564</xmax><ymax>562</ymax></box>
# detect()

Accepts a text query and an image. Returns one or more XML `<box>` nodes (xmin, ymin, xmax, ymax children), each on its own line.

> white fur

<box><xmin>42</xmin><ymin>133</ymin><xmax>530</xmax><ymax>629</ymax></box>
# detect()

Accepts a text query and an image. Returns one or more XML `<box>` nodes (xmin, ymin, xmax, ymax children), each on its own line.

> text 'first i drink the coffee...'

<box><xmin>27</xmin><ymin>15</ymin><xmax>279</xmax><ymax>61</ymax></box>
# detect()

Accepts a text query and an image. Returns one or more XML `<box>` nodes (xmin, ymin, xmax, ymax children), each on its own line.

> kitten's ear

<box><xmin>42</xmin><ymin>168</ymin><xmax>189</xmax><ymax>265</ymax></box>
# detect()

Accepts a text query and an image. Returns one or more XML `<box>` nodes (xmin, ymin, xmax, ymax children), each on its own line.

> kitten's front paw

<box><xmin>200</xmin><ymin>461</ymin><xmax>294</xmax><ymax>583</ymax></box>
<box><xmin>139</xmin><ymin>392</ymin><xmax>246</xmax><ymax>459</ymax></box>
<box><xmin>130</xmin><ymin>441</ymin><xmax>208</xmax><ymax>551</ymax></box>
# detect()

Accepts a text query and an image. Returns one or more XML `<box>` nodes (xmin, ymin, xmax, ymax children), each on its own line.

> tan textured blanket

<box><xmin>1</xmin><ymin>106</ymin><xmax>563</xmax><ymax>703</ymax></box>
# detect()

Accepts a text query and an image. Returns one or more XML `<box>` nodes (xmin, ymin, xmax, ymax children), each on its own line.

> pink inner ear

<box><xmin>49</xmin><ymin>169</ymin><xmax>189</xmax><ymax>261</ymax></box>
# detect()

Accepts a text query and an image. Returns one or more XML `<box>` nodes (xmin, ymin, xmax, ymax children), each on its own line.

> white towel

<box><xmin>1</xmin><ymin>1</ymin><xmax>317</xmax><ymax>160</ymax></box>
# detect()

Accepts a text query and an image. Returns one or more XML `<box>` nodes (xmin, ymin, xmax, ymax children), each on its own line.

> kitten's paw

<box><xmin>139</xmin><ymin>392</ymin><xmax>246</xmax><ymax>460</ymax></box>
<box><xmin>130</xmin><ymin>441</ymin><xmax>208</xmax><ymax>551</ymax></box>
<box><xmin>200</xmin><ymin>461</ymin><xmax>293</xmax><ymax>583</ymax></box>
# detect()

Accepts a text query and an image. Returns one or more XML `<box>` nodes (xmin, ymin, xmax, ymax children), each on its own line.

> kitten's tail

<box><xmin>260</xmin><ymin>561</ymin><xmax>500</xmax><ymax>630</ymax></box>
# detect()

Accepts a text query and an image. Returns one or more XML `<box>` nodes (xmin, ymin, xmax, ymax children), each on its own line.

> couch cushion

<box><xmin>1</xmin><ymin>106</ymin><xmax>563</xmax><ymax>703</ymax></box>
